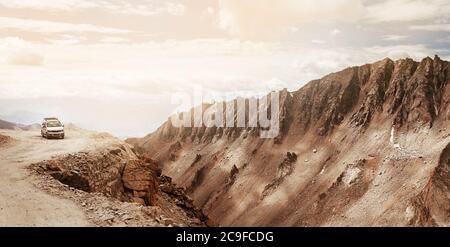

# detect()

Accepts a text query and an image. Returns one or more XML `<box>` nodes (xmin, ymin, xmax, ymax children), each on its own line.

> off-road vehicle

<box><xmin>41</xmin><ymin>117</ymin><xmax>65</xmax><ymax>139</ymax></box>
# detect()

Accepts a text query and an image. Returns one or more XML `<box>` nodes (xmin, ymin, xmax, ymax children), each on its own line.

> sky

<box><xmin>0</xmin><ymin>0</ymin><xmax>449</xmax><ymax>137</ymax></box>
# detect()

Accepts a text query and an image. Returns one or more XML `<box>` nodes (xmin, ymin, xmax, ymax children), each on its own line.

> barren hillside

<box><xmin>128</xmin><ymin>56</ymin><xmax>450</xmax><ymax>226</ymax></box>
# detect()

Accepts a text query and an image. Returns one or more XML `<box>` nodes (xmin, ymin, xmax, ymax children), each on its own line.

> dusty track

<box><xmin>0</xmin><ymin>129</ymin><xmax>118</xmax><ymax>226</ymax></box>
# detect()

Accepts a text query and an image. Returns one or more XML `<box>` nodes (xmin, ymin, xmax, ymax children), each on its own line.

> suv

<box><xmin>41</xmin><ymin>117</ymin><xmax>65</xmax><ymax>139</ymax></box>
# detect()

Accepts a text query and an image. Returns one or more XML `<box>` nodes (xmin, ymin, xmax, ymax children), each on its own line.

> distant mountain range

<box><xmin>0</xmin><ymin>119</ymin><xmax>22</xmax><ymax>130</ymax></box>
<box><xmin>0</xmin><ymin>119</ymin><xmax>40</xmax><ymax>131</ymax></box>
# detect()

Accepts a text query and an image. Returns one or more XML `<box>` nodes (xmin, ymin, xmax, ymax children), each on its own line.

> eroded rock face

<box><xmin>261</xmin><ymin>152</ymin><xmax>297</xmax><ymax>199</ymax></box>
<box><xmin>32</xmin><ymin>145</ymin><xmax>159</xmax><ymax>206</ymax></box>
<box><xmin>159</xmin><ymin>175</ymin><xmax>209</xmax><ymax>225</ymax></box>
<box><xmin>31</xmin><ymin>146</ymin><xmax>210</xmax><ymax>226</ymax></box>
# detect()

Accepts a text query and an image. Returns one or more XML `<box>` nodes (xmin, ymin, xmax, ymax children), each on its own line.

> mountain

<box><xmin>127</xmin><ymin>56</ymin><xmax>450</xmax><ymax>226</ymax></box>
<box><xmin>0</xmin><ymin>119</ymin><xmax>42</xmax><ymax>131</ymax></box>
<box><xmin>0</xmin><ymin>119</ymin><xmax>19</xmax><ymax>130</ymax></box>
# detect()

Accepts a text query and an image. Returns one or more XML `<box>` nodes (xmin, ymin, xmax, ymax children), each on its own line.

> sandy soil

<box><xmin>0</xmin><ymin>128</ymin><xmax>119</xmax><ymax>226</ymax></box>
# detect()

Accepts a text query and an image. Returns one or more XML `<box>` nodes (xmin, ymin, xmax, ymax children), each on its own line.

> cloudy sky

<box><xmin>0</xmin><ymin>0</ymin><xmax>449</xmax><ymax>137</ymax></box>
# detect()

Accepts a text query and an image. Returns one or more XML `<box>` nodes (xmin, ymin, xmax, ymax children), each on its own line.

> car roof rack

<box><xmin>44</xmin><ymin>117</ymin><xmax>59</xmax><ymax>121</ymax></box>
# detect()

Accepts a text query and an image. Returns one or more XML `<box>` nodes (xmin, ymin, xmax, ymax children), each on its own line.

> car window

<box><xmin>47</xmin><ymin>121</ymin><xmax>62</xmax><ymax>127</ymax></box>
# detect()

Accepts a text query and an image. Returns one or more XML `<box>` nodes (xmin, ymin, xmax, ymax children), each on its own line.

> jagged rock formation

<box><xmin>32</xmin><ymin>145</ymin><xmax>159</xmax><ymax>205</ymax></box>
<box><xmin>31</xmin><ymin>144</ymin><xmax>208</xmax><ymax>226</ymax></box>
<box><xmin>128</xmin><ymin>56</ymin><xmax>450</xmax><ymax>226</ymax></box>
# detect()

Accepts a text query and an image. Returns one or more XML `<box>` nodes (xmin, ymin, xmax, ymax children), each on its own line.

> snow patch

<box><xmin>390</xmin><ymin>127</ymin><xmax>395</xmax><ymax>144</ymax></box>
<box><xmin>342</xmin><ymin>166</ymin><xmax>361</xmax><ymax>185</ymax></box>
<box><xmin>390</xmin><ymin>127</ymin><xmax>401</xmax><ymax>149</ymax></box>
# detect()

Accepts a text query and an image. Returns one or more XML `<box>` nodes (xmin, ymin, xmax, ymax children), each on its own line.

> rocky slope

<box><xmin>128</xmin><ymin>56</ymin><xmax>450</xmax><ymax>226</ymax></box>
<box><xmin>30</xmin><ymin>144</ymin><xmax>208</xmax><ymax>226</ymax></box>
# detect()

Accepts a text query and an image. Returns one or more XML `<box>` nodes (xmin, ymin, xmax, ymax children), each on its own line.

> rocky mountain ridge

<box><xmin>128</xmin><ymin>56</ymin><xmax>450</xmax><ymax>226</ymax></box>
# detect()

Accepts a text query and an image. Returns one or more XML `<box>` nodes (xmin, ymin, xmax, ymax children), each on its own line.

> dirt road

<box><xmin>0</xmin><ymin>128</ymin><xmax>118</xmax><ymax>226</ymax></box>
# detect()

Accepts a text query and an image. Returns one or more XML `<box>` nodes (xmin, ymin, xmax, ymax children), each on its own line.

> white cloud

<box><xmin>266</xmin><ymin>78</ymin><xmax>289</xmax><ymax>91</ymax></box>
<box><xmin>165</xmin><ymin>2</ymin><xmax>185</xmax><ymax>16</ymax></box>
<box><xmin>0</xmin><ymin>37</ymin><xmax>44</xmax><ymax>66</ymax></box>
<box><xmin>410</xmin><ymin>23</ymin><xmax>450</xmax><ymax>31</ymax></box>
<box><xmin>0</xmin><ymin>17</ymin><xmax>133</xmax><ymax>34</ymax></box>
<box><xmin>364</xmin><ymin>44</ymin><xmax>432</xmax><ymax>60</ymax></box>
<box><xmin>8</xmin><ymin>52</ymin><xmax>43</xmax><ymax>66</ymax></box>
<box><xmin>47</xmin><ymin>35</ymin><xmax>87</xmax><ymax>45</ymax></box>
<box><xmin>205</xmin><ymin>7</ymin><xmax>215</xmax><ymax>15</ymax></box>
<box><xmin>217</xmin><ymin>0</ymin><xmax>364</xmax><ymax>36</ymax></box>
<box><xmin>0</xmin><ymin>0</ymin><xmax>95</xmax><ymax>10</ymax></box>
<box><xmin>287</xmin><ymin>27</ymin><xmax>300</xmax><ymax>33</ymax></box>
<box><xmin>0</xmin><ymin>0</ymin><xmax>186</xmax><ymax>16</ymax></box>
<box><xmin>330</xmin><ymin>29</ymin><xmax>341</xmax><ymax>37</ymax></box>
<box><xmin>366</xmin><ymin>0</ymin><xmax>450</xmax><ymax>23</ymax></box>
<box><xmin>99</xmin><ymin>37</ymin><xmax>129</xmax><ymax>43</ymax></box>
<box><xmin>382</xmin><ymin>35</ymin><xmax>408</xmax><ymax>41</ymax></box>
<box><xmin>311</xmin><ymin>40</ymin><xmax>326</xmax><ymax>45</ymax></box>
<box><xmin>437</xmin><ymin>35</ymin><xmax>450</xmax><ymax>43</ymax></box>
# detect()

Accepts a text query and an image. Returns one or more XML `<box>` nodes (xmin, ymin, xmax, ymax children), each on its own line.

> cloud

<box><xmin>217</xmin><ymin>0</ymin><xmax>364</xmax><ymax>36</ymax></box>
<box><xmin>99</xmin><ymin>37</ymin><xmax>129</xmax><ymax>43</ymax></box>
<box><xmin>437</xmin><ymin>35</ymin><xmax>450</xmax><ymax>43</ymax></box>
<box><xmin>366</xmin><ymin>0</ymin><xmax>449</xmax><ymax>23</ymax></box>
<box><xmin>164</xmin><ymin>2</ymin><xmax>185</xmax><ymax>16</ymax></box>
<box><xmin>330</xmin><ymin>29</ymin><xmax>341</xmax><ymax>37</ymax></box>
<box><xmin>8</xmin><ymin>52</ymin><xmax>44</xmax><ymax>66</ymax></box>
<box><xmin>0</xmin><ymin>17</ymin><xmax>133</xmax><ymax>34</ymax></box>
<box><xmin>364</xmin><ymin>44</ymin><xmax>432</xmax><ymax>60</ymax></box>
<box><xmin>0</xmin><ymin>37</ymin><xmax>44</xmax><ymax>66</ymax></box>
<box><xmin>0</xmin><ymin>0</ymin><xmax>95</xmax><ymax>10</ymax></box>
<box><xmin>0</xmin><ymin>0</ymin><xmax>186</xmax><ymax>16</ymax></box>
<box><xmin>205</xmin><ymin>7</ymin><xmax>215</xmax><ymax>15</ymax></box>
<box><xmin>382</xmin><ymin>35</ymin><xmax>408</xmax><ymax>41</ymax></box>
<box><xmin>47</xmin><ymin>35</ymin><xmax>87</xmax><ymax>45</ymax></box>
<box><xmin>410</xmin><ymin>24</ymin><xmax>450</xmax><ymax>31</ymax></box>
<box><xmin>311</xmin><ymin>40</ymin><xmax>326</xmax><ymax>45</ymax></box>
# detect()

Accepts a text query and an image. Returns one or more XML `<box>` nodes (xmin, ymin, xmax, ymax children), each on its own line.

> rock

<box><xmin>160</xmin><ymin>183</ymin><xmax>174</xmax><ymax>194</ymax></box>
<box><xmin>313</xmin><ymin>149</ymin><xmax>317</xmax><ymax>153</ymax></box>
<box><xmin>191</xmin><ymin>154</ymin><xmax>202</xmax><ymax>166</ymax></box>
<box><xmin>109</xmin><ymin>148</ymin><xmax>122</xmax><ymax>155</ymax></box>
<box><xmin>121</xmin><ymin>214</ymin><xmax>133</xmax><ymax>221</ymax></box>
<box><xmin>163</xmin><ymin>218</ymin><xmax>175</xmax><ymax>226</ymax></box>
<box><xmin>122</xmin><ymin>159</ymin><xmax>159</xmax><ymax>206</ymax></box>
<box><xmin>46</xmin><ymin>161</ymin><xmax>62</xmax><ymax>171</ymax></box>
<box><xmin>286</xmin><ymin>152</ymin><xmax>297</xmax><ymax>162</ymax></box>
<box><xmin>133</xmin><ymin>191</ymin><xmax>148</xmax><ymax>198</ymax></box>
